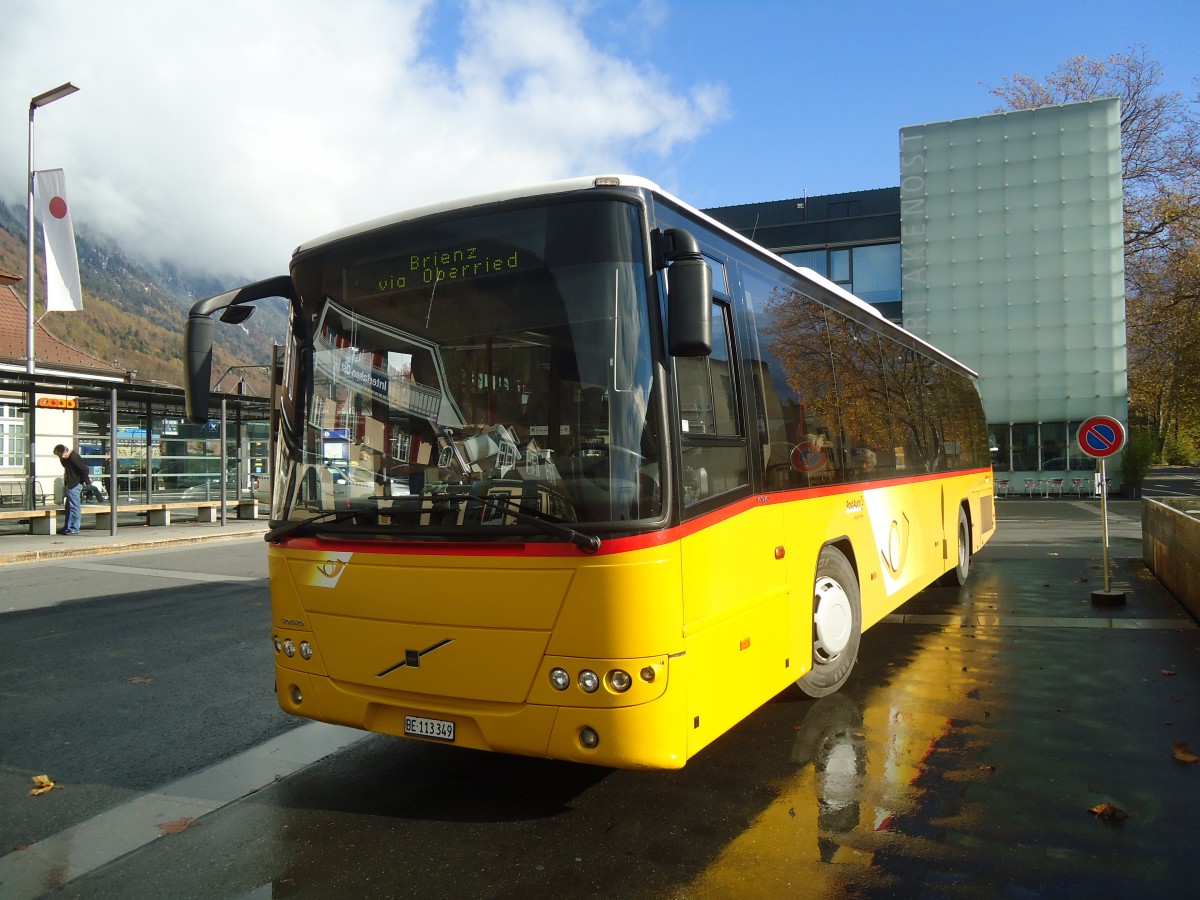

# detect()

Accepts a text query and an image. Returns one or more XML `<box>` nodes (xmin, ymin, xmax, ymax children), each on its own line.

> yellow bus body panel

<box><xmin>267</xmin><ymin>469</ymin><xmax>995</xmax><ymax>769</ymax></box>
<box><xmin>269</xmin><ymin>541</ymin><xmax>692</xmax><ymax>769</ymax></box>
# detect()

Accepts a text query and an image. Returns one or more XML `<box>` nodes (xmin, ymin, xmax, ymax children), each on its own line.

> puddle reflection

<box><xmin>234</xmin><ymin>621</ymin><xmax>994</xmax><ymax>899</ymax></box>
<box><xmin>683</xmin><ymin>616</ymin><xmax>995</xmax><ymax>897</ymax></box>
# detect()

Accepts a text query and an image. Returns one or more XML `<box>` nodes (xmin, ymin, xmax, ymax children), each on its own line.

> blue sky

<box><xmin>646</xmin><ymin>0</ymin><xmax>1200</xmax><ymax>206</ymax></box>
<box><xmin>2</xmin><ymin>0</ymin><xmax>1196</xmax><ymax>279</ymax></box>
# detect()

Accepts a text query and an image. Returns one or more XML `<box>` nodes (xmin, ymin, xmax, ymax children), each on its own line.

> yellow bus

<box><xmin>184</xmin><ymin>175</ymin><xmax>994</xmax><ymax>769</ymax></box>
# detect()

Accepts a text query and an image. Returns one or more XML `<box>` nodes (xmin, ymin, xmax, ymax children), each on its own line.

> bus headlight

<box><xmin>549</xmin><ymin>668</ymin><xmax>571</xmax><ymax>691</ymax></box>
<box><xmin>273</xmin><ymin>635</ymin><xmax>282</xmax><ymax>653</ymax></box>
<box><xmin>299</xmin><ymin>641</ymin><xmax>313</xmax><ymax>660</ymax></box>
<box><xmin>282</xmin><ymin>639</ymin><xmax>296</xmax><ymax>658</ymax></box>
<box><xmin>607</xmin><ymin>669</ymin><xmax>632</xmax><ymax>693</ymax></box>
<box><xmin>579</xmin><ymin>727</ymin><xmax>600</xmax><ymax>749</ymax></box>
<box><xmin>578</xmin><ymin>670</ymin><xmax>599</xmax><ymax>693</ymax></box>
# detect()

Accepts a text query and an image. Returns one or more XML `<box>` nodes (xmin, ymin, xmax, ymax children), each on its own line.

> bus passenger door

<box><xmin>677</xmin><ymin>300</ymin><xmax>790</xmax><ymax>757</ymax></box>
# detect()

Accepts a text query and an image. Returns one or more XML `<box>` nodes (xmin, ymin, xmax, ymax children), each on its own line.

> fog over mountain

<box><xmin>0</xmin><ymin>0</ymin><xmax>725</xmax><ymax>280</ymax></box>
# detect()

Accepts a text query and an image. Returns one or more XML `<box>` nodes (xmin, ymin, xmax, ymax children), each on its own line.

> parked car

<box><xmin>1040</xmin><ymin>457</ymin><xmax>1096</xmax><ymax>471</ymax></box>
<box><xmin>181</xmin><ymin>477</ymin><xmax>270</xmax><ymax>502</ymax></box>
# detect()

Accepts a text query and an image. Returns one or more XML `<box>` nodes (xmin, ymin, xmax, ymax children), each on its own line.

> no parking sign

<box><xmin>790</xmin><ymin>440</ymin><xmax>827</xmax><ymax>473</ymax></box>
<box><xmin>1076</xmin><ymin>415</ymin><xmax>1126</xmax><ymax>459</ymax></box>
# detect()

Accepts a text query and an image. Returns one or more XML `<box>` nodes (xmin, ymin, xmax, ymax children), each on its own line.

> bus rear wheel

<box><xmin>797</xmin><ymin>546</ymin><xmax>861</xmax><ymax>698</ymax></box>
<box><xmin>939</xmin><ymin>506</ymin><xmax>971</xmax><ymax>586</ymax></box>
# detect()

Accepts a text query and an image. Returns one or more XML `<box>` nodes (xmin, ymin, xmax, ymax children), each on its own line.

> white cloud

<box><xmin>0</xmin><ymin>0</ymin><xmax>727</xmax><ymax>279</ymax></box>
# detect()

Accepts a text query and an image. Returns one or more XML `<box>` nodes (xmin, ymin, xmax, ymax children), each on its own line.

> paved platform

<box><xmin>0</xmin><ymin>515</ymin><xmax>266</xmax><ymax>565</ymax></box>
<box><xmin>0</xmin><ymin>492</ymin><xmax>1195</xmax><ymax>897</ymax></box>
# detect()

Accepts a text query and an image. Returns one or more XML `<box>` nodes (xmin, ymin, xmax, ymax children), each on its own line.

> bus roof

<box><xmin>292</xmin><ymin>175</ymin><xmax>660</xmax><ymax>257</ymax></box>
<box><xmin>292</xmin><ymin>174</ymin><xmax>977</xmax><ymax>379</ymax></box>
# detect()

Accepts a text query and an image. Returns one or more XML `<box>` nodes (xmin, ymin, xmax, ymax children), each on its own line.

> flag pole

<box><xmin>25</xmin><ymin>82</ymin><xmax>79</xmax><ymax>375</ymax></box>
<box><xmin>26</xmin><ymin>100</ymin><xmax>36</xmax><ymax>375</ymax></box>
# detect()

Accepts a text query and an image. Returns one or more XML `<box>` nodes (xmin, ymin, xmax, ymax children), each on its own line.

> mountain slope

<box><xmin>0</xmin><ymin>200</ymin><xmax>285</xmax><ymax>393</ymax></box>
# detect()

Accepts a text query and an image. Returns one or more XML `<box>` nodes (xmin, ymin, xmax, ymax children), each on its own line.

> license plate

<box><xmin>404</xmin><ymin>715</ymin><xmax>455</xmax><ymax>742</ymax></box>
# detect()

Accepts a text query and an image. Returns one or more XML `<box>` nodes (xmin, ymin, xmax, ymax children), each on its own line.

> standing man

<box><xmin>54</xmin><ymin>443</ymin><xmax>90</xmax><ymax>535</ymax></box>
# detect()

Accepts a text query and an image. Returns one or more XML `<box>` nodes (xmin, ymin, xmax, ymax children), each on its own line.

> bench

<box><xmin>0</xmin><ymin>507</ymin><xmax>58</xmax><ymax>534</ymax></box>
<box><xmin>82</xmin><ymin>501</ymin><xmax>224</xmax><ymax>529</ymax></box>
<box><xmin>0</xmin><ymin>499</ymin><xmax>259</xmax><ymax>535</ymax></box>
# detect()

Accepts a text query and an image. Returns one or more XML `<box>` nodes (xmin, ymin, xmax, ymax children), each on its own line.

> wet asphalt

<box><xmin>1</xmin><ymin>494</ymin><xmax>1197</xmax><ymax>899</ymax></box>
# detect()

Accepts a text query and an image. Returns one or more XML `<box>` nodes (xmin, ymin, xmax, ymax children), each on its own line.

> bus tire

<box><xmin>939</xmin><ymin>506</ymin><xmax>971</xmax><ymax>587</ymax></box>
<box><xmin>797</xmin><ymin>545</ymin><xmax>861</xmax><ymax>698</ymax></box>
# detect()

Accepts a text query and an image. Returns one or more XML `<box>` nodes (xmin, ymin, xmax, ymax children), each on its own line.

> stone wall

<box><xmin>1143</xmin><ymin>498</ymin><xmax>1200</xmax><ymax>622</ymax></box>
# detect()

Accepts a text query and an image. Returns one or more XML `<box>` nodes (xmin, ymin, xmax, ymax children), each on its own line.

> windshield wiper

<box><xmin>265</xmin><ymin>496</ymin><xmax>601</xmax><ymax>554</ymax></box>
<box><xmin>265</xmin><ymin>509</ymin><xmax>363</xmax><ymax>543</ymax></box>
<box><xmin>466</xmin><ymin>494</ymin><xmax>601</xmax><ymax>554</ymax></box>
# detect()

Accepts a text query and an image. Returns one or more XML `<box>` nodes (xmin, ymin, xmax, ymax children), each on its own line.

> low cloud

<box><xmin>1</xmin><ymin>0</ymin><xmax>727</xmax><ymax>279</ymax></box>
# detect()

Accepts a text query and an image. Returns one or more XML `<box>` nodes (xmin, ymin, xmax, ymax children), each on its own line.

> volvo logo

<box><xmin>376</xmin><ymin>639</ymin><xmax>454</xmax><ymax>677</ymax></box>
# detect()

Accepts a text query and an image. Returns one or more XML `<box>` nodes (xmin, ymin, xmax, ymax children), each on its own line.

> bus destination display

<box><xmin>367</xmin><ymin>241</ymin><xmax>531</xmax><ymax>296</ymax></box>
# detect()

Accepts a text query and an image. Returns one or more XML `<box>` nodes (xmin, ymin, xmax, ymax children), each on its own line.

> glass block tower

<box><xmin>898</xmin><ymin>99</ymin><xmax>1126</xmax><ymax>478</ymax></box>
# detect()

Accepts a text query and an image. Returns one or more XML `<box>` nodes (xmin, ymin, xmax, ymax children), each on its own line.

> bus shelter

<box><xmin>0</xmin><ymin>368</ymin><xmax>270</xmax><ymax>535</ymax></box>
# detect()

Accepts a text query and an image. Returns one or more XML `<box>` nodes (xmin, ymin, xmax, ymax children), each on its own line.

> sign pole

<box><xmin>1076</xmin><ymin>415</ymin><xmax>1126</xmax><ymax>607</ymax></box>
<box><xmin>1098</xmin><ymin>458</ymin><xmax>1111</xmax><ymax>593</ymax></box>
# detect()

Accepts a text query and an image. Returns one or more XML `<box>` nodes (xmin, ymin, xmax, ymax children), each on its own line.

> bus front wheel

<box><xmin>797</xmin><ymin>546</ymin><xmax>861</xmax><ymax>698</ymax></box>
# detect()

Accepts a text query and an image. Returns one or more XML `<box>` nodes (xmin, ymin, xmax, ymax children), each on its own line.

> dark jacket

<box><xmin>60</xmin><ymin>449</ymin><xmax>91</xmax><ymax>490</ymax></box>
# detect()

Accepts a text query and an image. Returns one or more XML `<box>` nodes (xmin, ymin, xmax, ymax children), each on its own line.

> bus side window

<box><xmin>678</xmin><ymin>302</ymin><xmax>748</xmax><ymax>505</ymax></box>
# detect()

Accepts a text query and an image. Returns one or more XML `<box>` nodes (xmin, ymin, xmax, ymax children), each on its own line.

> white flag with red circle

<box><xmin>34</xmin><ymin>168</ymin><xmax>84</xmax><ymax>312</ymax></box>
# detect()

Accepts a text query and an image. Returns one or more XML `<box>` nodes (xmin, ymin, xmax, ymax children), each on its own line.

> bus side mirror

<box><xmin>185</xmin><ymin>314</ymin><xmax>215</xmax><ymax>424</ymax></box>
<box><xmin>182</xmin><ymin>275</ymin><xmax>298</xmax><ymax>424</ymax></box>
<box><xmin>662</xmin><ymin>229</ymin><xmax>712</xmax><ymax>357</ymax></box>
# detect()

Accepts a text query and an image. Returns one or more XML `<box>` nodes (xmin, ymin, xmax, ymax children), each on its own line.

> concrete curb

<box><xmin>0</xmin><ymin>527</ymin><xmax>265</xmax><ymax>566</ymax></box>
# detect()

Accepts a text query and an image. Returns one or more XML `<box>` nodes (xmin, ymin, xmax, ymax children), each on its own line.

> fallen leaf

<box><xmin>978</xmin><ymin>764</ymin><xmax>996</xmax><ymax>772</ymax></box>
<box><xmin>1087</xmin><ymin>802</ymin><xmax>1127</xmax><ymax>822</ymax></box>
<box><xmin>126</xmin><ymin>677</ymin><xmax>153</xmax><ymax>684</ymax></box>
<box><xmin>1161</xmin><ymin>669</ymin><xmax>1177</xmax><ymax>677</ymax></box>
<box><xmin>158</xmin><ymin>817</ymin><xmax>198</xmax><ymax>835</ymax></box>
<box><xmin>28</xmin><ymin>775</ymin><xmax>63</xmax><ymax>796</ymax></box>
<box><xmin>1172</xmin><ymin>742</ymin><xmax>1199</xmax><ymax>764</ymax></box>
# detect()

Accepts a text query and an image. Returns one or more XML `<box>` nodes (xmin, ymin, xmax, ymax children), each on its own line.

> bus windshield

<box><xmin>274</xmin><ymin>198</ymin><xmax>663</xmax><ymax>535</ymax></box>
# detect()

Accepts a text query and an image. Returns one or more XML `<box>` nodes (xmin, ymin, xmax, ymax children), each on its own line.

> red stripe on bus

<box><xmin>280</xmin><ymin>467</ymin><xmax>991</xmax><ymax>558</ymax></box>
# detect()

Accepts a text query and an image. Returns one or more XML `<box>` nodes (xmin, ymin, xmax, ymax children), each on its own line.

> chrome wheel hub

<box><xmin>814</xmin><ymin>576</ymin><xmax>853</xmax><ymax>657</ymax></box>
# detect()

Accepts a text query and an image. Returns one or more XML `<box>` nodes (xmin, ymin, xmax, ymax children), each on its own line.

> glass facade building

<box><xmin>705</xmin><ymin>99</ymin><xmax>1127</xmax><ymax>488</ymax></box>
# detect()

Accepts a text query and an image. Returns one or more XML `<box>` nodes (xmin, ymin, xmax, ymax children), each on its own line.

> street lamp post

<box><xmin>26</xmin><ymin>81</ymin><xmax>79</xmax><ymax>375</ymax></box>
<box><xmin>25</xmin><ymin>82</ymin><xmax>79</xmax><ymax>513</ymax></box>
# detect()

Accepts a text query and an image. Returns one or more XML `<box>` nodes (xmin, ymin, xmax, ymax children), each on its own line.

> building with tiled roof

<box><xmin>0</xmin><ymin>266</ymin><xmax>269</xmax><ymax>530</ymax></box>
<box><xmin>0</xmin><ymin>265</ymin><xmax>123</xmax><ymax>375</ymax></box>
